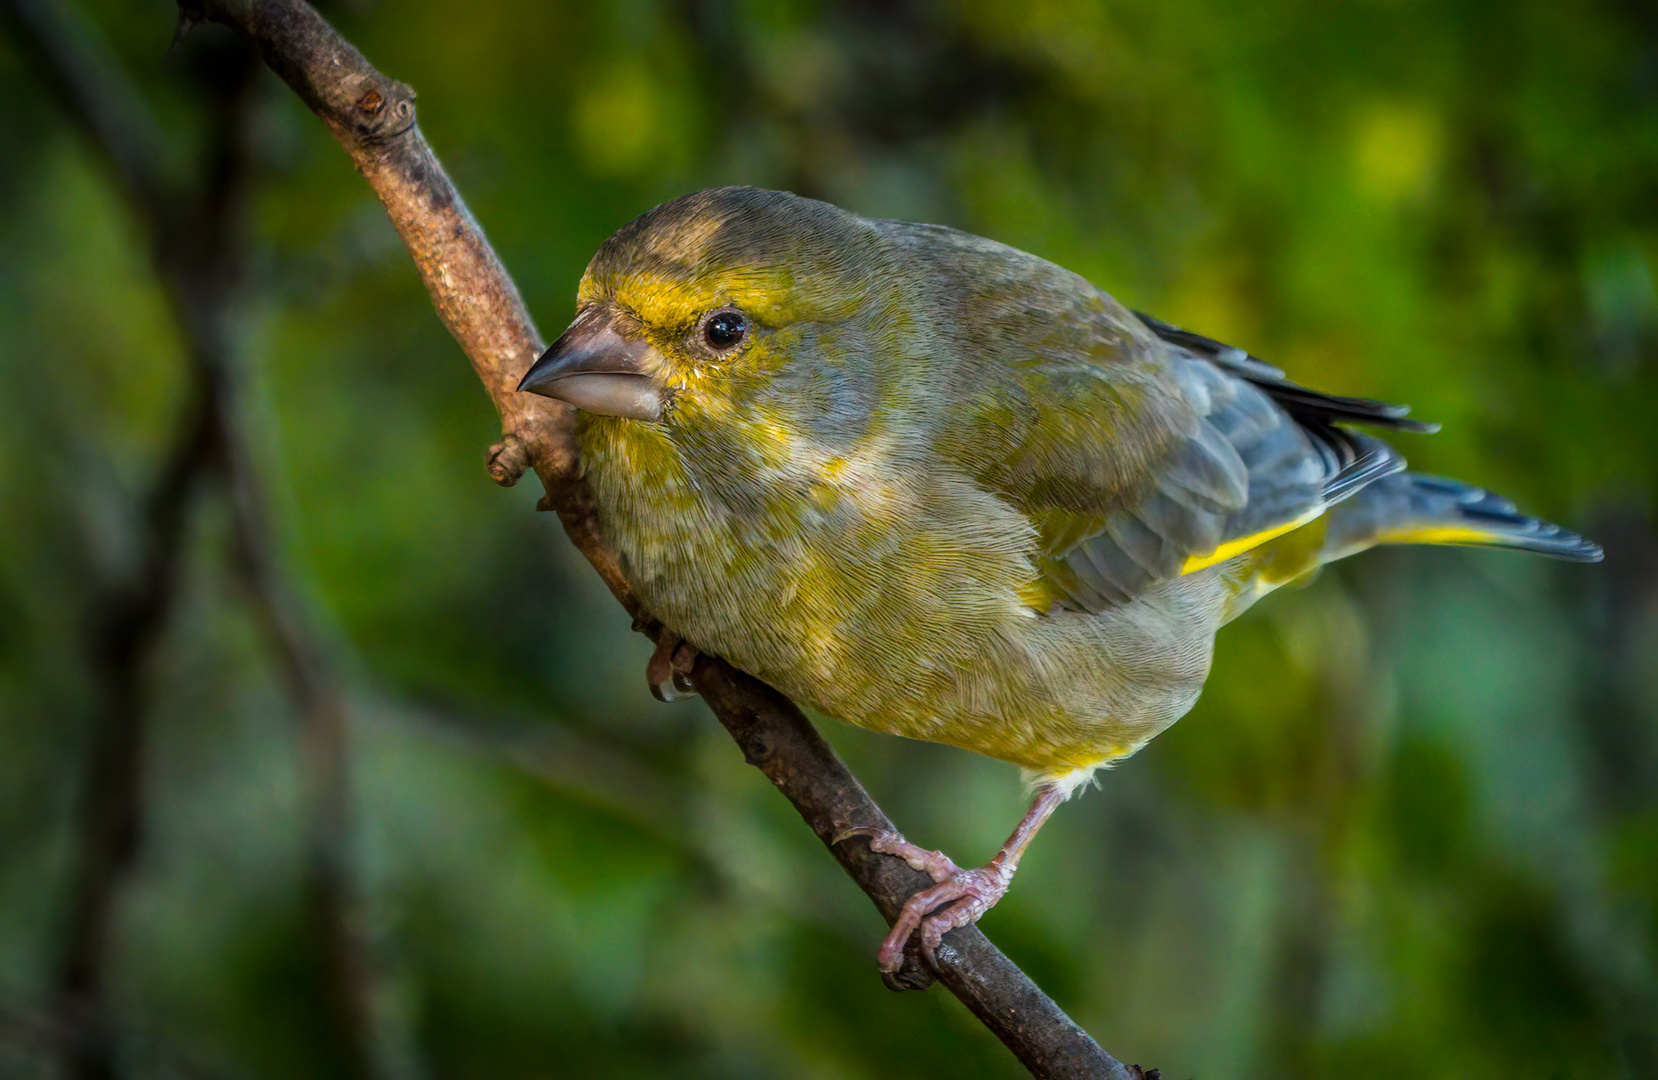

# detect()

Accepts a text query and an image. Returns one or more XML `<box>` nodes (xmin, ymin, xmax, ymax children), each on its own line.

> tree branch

<box><xmin>172</xmin><ymin>2</ymin><xmax>1145</xmax><ymax>1075</ymax></box>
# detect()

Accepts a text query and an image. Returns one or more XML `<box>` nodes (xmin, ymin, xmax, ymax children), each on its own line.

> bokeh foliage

<box><xmin>2</xmin><ymin>0</ymin><xmax>1655</xmax><ymax>1077</ymax></box>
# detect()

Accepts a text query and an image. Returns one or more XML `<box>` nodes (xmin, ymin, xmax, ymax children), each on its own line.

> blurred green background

<box><xmin>2</xmin><ymin>0</ymin><xmax>1656</xmax><ymax>1077</ymax></box>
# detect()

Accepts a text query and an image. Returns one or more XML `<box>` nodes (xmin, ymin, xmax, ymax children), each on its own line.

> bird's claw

<box><xmin>838</xmin><ymin>826</ymin><xmax>1010</xmax><ymax>974</ymax></box>
<box><xmin>836</xmin><ymin>826</ymin><xmax>963</xmax><ymax>883</ymax></box>
<box><xmin>646</xmin><ymin>633</ymin><xmax>699</xmax><ymax>702</ymax></box>
<box><xmin>876</xmin><ymin>862</ymin><xmax>1012</xmax><ymax>973</ymax></box>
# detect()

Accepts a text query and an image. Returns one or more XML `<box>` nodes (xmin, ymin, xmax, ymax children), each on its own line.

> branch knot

<box><xmin>486</xmin><ymin>432</ymin><xmax>532</xmax><ymax>487</ymax></box>
<box><xmin>348</xmin><ymin>78</ymin><xmax>415</xmax><ymax>143</ymax></box>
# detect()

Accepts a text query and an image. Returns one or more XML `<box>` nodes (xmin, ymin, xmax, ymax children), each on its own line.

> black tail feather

<box><xmin>1135</xmin><ymin>312</ymin><xmax>1441</xmax><ymax>434</ymax></box>
<box><xmin>1329</xmin><ymin>472</ymin><xmax>1603</xmax><ymax>562</ymax></box>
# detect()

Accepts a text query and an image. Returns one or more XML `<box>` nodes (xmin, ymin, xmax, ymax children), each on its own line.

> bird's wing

<box><xmin>983</xmin><ymin>310</ymin><xmax>1436</xmax><ymax>613</ymax></box>
<box><xmin>881</xmin><ymin>220</ymin><xmax>1434</xmax><ymax>611</ymax></box>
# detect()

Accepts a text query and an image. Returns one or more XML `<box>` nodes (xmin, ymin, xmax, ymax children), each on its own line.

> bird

<box><xmin>517</xmin><ymin>186</ymin><xmax>1602</xmax><ymax>974</ymax></box>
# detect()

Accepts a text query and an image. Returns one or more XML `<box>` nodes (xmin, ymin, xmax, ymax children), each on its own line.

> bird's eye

<box><xmin>703</xmin><ymin>310</ymin><xmax>747</xmax><ymax>350</ymax></box>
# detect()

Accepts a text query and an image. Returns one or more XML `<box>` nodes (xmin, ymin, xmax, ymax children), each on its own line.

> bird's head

<box><xmin>518</xmin><ymin>187</ymin><xmax>890</xmax><ymax>424</ymax></box>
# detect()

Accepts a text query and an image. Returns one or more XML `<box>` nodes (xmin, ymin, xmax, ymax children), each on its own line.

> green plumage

<box><xmin>553</xmin><ymin>187</ymin><xmax>1600</xmax><ymax>787</ymax></box>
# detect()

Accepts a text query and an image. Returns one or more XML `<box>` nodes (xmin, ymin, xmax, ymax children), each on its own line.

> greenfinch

<box><xmin>519</xmin><ymin>186</ymin><xmax>1601</xmax><ymax>972</ymax></box>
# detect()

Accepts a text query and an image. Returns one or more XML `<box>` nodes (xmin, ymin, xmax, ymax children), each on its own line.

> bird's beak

<box><xmin>517</xmin><ymin>308</ymin><xmax>666</xmax><ymax>421</ymax></box>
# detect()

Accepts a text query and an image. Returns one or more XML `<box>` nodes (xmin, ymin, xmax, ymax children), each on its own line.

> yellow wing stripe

<box><xmin>1373</xmin><ymin>524</ymin><xmax>1499</xmax><ymax>547</ymax></box>
<box><xmin>1180</xmin><ymin>507</ymin><xmax>1325</xmax><ymax>574</ymax></box>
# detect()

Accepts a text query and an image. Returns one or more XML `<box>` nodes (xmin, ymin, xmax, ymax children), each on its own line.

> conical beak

<box><xmin>517</xmin><ymin>308</ymin><xmax>666</xmax><ymax>421</ymax></box>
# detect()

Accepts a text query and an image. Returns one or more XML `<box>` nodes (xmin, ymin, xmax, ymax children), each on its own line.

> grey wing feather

<box><xmin>1048</xmin><ymin>314</ymin><xmax>1430</xmax><ymax>613</ymax></box>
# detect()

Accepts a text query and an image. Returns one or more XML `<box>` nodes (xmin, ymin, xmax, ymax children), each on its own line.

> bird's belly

<box><xmin>616</xmin><ymin>526</ymin><xmax>1221</xmax><ymax>773</ymax></box>
<box><xmin>610</xmin><ymin>499</ymin><xmax>1029</xmax><ymax>735</ymax></box>
<box><xmin>583</xmin><ymin>427</ymin><xmax>1221</xmax><ymax>774</ymax></box>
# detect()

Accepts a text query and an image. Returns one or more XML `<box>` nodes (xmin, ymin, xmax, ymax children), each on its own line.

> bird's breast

<box><xmin>577</xmin><ymin>413</ymin><xmax>1043</xmax><ymax>728</ymax></box>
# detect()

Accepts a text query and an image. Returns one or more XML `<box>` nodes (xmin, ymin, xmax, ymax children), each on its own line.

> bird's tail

<box><xmin>1322</xmin><ymin>472</ymin><xmax>1603</xmax><ymax>563</ymax></box>
<box><xmin>1219</xmin><ymin>472</ymin><xmax>1600</xmax><ymax>623</ymax></box>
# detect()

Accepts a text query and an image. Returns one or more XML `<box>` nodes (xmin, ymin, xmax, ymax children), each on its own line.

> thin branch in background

<box><xmin>60</xmin><ymin>373</ymin><xmax>218</xmax><ymax>1080</ymax></box>
<box><xmin>0</xmin><ymin>1002</ymin><xmax>244</xmax><ymax>1080</ymax></box>
<box><xmin>0</xmin><ymin>0</ymin><xmax>171</xmax><ymax>226</ymax></box>
<box><xmin>0</xmin><ymin>4</ymin><xmax>214</xmax><ymax>1076</ymax></box>
<box><xmin>0</xmin><ymin>2</ymin><xmax>385</xmax><ymax>1077</ymax></box>
<box><xmin>171</xmin><ymin>1</ymin><xmax>1151</xmax><ymax>1075</ymax></box>
<box><xmin>221</xmin><ymin>375</ymin><xmax>383</xmax><ymax>1080</ymax></box>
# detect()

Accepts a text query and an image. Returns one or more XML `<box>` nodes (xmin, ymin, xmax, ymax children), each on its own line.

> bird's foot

<box><xmin>838</xmin><ymin>826</ymin><xmax>964</xmax><ymax>882</ymax></box>
<box><xmin>645</xmin><ymin>633</ymin><xmax>699</xmax><ymax>702</ymax></box>
<box><xmin>839</xmin><ymin>827</ymin><xmax>1012</xmax><ymax>973</ymax></box>
<box><xmin>878</xmin><ymin>860</ymin><xmax>1012</xmax><ymax>973</ymax></box>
